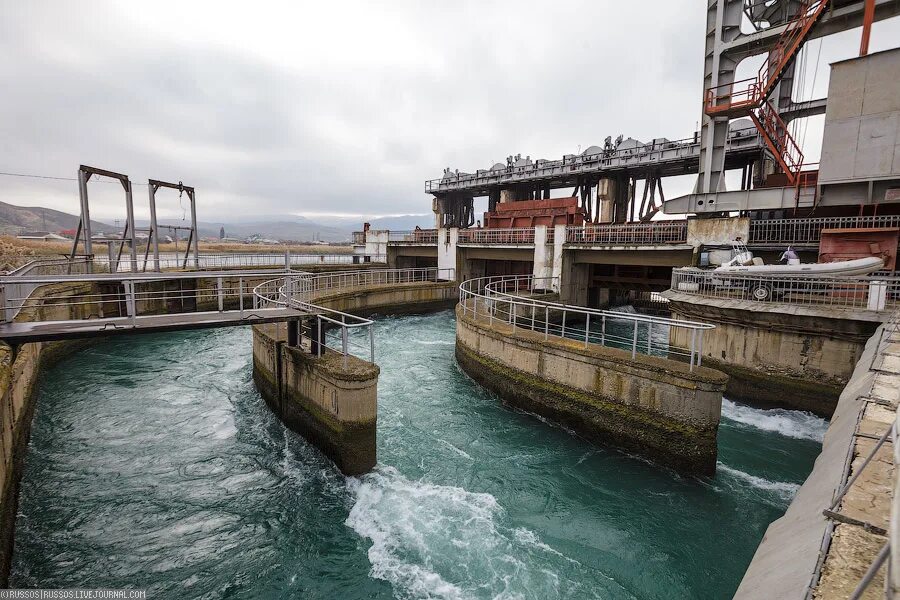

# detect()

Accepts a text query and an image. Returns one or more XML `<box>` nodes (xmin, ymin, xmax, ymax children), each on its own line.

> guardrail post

<box><xmin>342</xmin><ymin>324</ymin><xmax>349</xmax><ymax>370</ymax></box>
<box><xmin>217</xmin><ymin>277</ymin><xmax>224</xmax><ymax>312</ymax></box>
<box><xmin>697</xmin><ymin>331</ymin><xmax>704</xmax><ymax>367</ymax></box>
<box><xmin>561</xmin><ymin>311</ymin><xmax>566</xmax><ymax>338</ymax></box>
<box><xmin>369</xmin><ymin>324</ymin><xmax>375</xmax><ymax>363</ymax></box>
<box><xmin>689</xmin><ymin>329</ymin><xmax>697</xmax><ymax>371</ymax></box>
<box><xmin>600</xmin><ymin>315</ymin><xmax>605</xmax><ymax>346</ymax></box>
<box><xmin>0</xmin><ymin>286</ymin><xmax>7</xmax><ymax>323</ymax></box>
<box><xmin>584</xmin><ymin>314</ymin><xmax>590</xmax><ymax>348</ymax></box>
<box><xmin>238</xmin><ymin>277</ymin><xmax>244</xmax><ymax>318</ymax></box>
<box><xmin>544</xmin><ymin>306</ymin><xmax>549</xmax><ymax>340</ymax></box>
<box><xmin>631</xmin><ymin>320</ymin><xmax>638</xmax><ymax>359</ymax></box>
<box><xmin>125</xmin><ymin>280</ymin><xmax>136</xmax><ymax>325</ymax></box>
<box><xmin>511</xmin><ymin>304</ymin><xmax>516</xmax><ymax>332</ymax></box>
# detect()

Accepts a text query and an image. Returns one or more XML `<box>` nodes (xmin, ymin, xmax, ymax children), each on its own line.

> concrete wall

<box><xmin>686</xmin><ymin>216</ymin><xmax>749</xmax><ymax>247</ymax></box>
<box><xmin>734</xmin><ymin>318</ymin><xmax>897</xmax><ymax>599</ymax></box>
<box><xmin>252</xmin><ymin>324</ymin><xmax>379</xmax><ymax>475</ymax></box>
<box><xmin>0</xmin><ymin>281</ymin><xmax>107</xmax><ymax>585</ymax></box>
<box><xmin>667</xmin><ymin>293</ymin><xmax>878</xmax><ymax>416</ymax></box>
<box><xmin>455</xmin><ymin>305</ymin><xmax>727</xmax><ymax>474</ymax></box>
<box><xmin>531</xmin><ymin>225</ymin><xmax>554</xmax><ymax>286</ymax></box>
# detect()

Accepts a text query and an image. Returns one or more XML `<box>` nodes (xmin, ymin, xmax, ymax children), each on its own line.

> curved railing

<box><xmin>459</xmin><ymin>275</ymin><xmax>714</xmax><ymax>370</ymax></box>
<box><xmin>254</xmin><ymin>268</ymin><xmax>454</xmax><ymax>367</ymax></box>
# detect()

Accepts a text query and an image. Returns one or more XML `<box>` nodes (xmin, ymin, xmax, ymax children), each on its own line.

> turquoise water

<box><xmin>11</xmin><ymin>310</ymin><xmax>827</xmax><ymax>599</ymax></box>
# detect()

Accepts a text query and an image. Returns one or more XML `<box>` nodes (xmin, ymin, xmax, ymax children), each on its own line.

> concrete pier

<box><xmin>666</xmin><ymin>290</ymin><xmax>881</xmax><ymax>417</ymax></box>
<box><xmin>252</xmin><ymin>323</ymin><xmax>379</xmax><ymax>475</ymax></box>
<box><xmin>455</xmin><ymin>304</ymin><xmax>727</xmax><ymax>474</ymax></box>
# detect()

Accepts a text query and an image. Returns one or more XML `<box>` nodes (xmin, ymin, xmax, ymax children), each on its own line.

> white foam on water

<box><xmin>717</xmin><ymin>463</ymin><xmax>800</xmax><ymax>504</ymax></box>
<box><xmin>345</xmin><ymin>466</ymin><xmax>571</xmax><ymax>600</ymax></box>
<box><xmin>721</xmin><ymin>399</ymin><xmax>828</xmax><ymax>442</ymax></box>
<box><xmin>413</xmin><ymin>339</ymin><xmax>456</xmax><ymax>346</ymax></box>
<box><xmin>438</xmin><ymin>439</ymin><xmax>474</xmax><ymax>461</ymax></box>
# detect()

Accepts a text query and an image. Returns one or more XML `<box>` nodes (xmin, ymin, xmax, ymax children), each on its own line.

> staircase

<box><xmin>704</xmin><ymin>0</ymin><xmax>829</xmax><ymax>184</ymax></box>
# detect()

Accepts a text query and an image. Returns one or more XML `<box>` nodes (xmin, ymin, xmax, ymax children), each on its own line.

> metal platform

<box><xmin>0</xmin><ymin>307</ymin><xmax>313</xmax><ymax>343</ymax></box>
<box><xmin>425</xmin><ymin>127</ymin><xmax>763</xmax><ymax>197</ymax></box>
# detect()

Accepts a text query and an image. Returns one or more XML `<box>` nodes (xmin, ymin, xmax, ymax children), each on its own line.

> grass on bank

<box><xmin>0</xmin><ymin>236</ymin><xmax>353</xmax><ymax>271</ymax></box>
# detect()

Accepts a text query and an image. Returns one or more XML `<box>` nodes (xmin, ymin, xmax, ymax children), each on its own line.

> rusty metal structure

<box><xmin>427</xmin><ymin>0</ymin><xmax>900</xmax><ymax>226</ymax></box>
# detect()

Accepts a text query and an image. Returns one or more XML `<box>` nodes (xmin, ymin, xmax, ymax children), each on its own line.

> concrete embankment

<box><xmin>666</xmin><ymin>291</ymin><xmax>880</xmax><ymax>417</ymax></box>
<box><xmin>734</xmin><ymin>316</ymin><xmax>899</xmax><ymax>599</ymax></box>
<box><xmin>454</xmin><ymin>304</ymin><xmax>728</xmax><ymax>475</ymax></box>
<box><xmin>251</xmin><ymin>281</ymin><xmax>457</xmax><ymax>476</ymax></box>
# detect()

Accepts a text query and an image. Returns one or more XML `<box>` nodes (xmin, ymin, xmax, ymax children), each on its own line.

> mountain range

<box><xmin>0</xmin><ymin>200</ymin><xmax>434</xmax><ymax>242</ymax></box>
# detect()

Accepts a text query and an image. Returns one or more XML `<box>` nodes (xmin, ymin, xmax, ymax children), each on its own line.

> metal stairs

<box><xmin>704</xmin><ymin>0</ymin><xmax>829</xmax><ymax>184</ymax></box>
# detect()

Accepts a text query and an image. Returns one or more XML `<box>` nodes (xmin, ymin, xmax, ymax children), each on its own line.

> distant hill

<box><xmin>0</xmin><ymin>201</ymin><xmax>111</xmax><ymax>236</ymax></box>
<box><xmin>0</xmin><ymin>200</ymin><xmax>434</xmax><ymax>243</ymax></box>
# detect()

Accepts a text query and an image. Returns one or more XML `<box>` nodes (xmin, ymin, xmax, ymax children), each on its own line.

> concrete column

<box><xmin>532</xmin><ymin>225</ymin><xmax>553</xmax><ymax>290</ymax></box>
<box><xmin>437</xmin><ymin>227</ymin><xmax>458</xmax><ymax>281</ymax></box>
<box><xmin>551</xmin><ymin>224</ymin><xmax>565</xmax><ymax>293</ymax></box>
<box><xmin>597</xmin><ymin>179</ymin><xmax>615</xmax><ymax>223</ymax></box>
<box><xmin>559</xmin><ymin>251</ymin><xmax>589</xmax><ymax>307</ymax></box>
<box><xmin>365</xmin><ymin>230</ymin><xmax>389</xmax><ymax>260</ymax></box>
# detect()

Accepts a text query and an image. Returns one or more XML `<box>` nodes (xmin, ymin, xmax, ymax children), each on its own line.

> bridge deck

<box><xmin>0</xmin><ymin>307</ymin><xmax>313</xmax><ymax>343</ymax></box>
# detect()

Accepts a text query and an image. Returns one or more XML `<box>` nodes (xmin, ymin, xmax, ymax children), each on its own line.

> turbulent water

<box><xmin>11</xmin><ymin>310</ymin><xmax>825</xmax><ymax>599</ymax></box>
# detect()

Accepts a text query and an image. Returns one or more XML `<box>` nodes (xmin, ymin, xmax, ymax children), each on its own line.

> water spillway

<box><xmin>11</xmin><ymin>310</ymin><xmax>824</xmax><ymax>599</ymax></box>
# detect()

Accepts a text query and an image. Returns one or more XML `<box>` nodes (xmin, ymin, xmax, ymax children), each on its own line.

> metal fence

<box><xmin>101</xmin><ymin>251</ymin><xmax>384</xmax><ymax>272</ymax></box>
<box><xmin>386</xmin><ymin>230</ymin><xmax>439</xmax><ymax>244</ymax></box>
<box><xmin>459</xmin><ymin>274</ymin><xmax>713</xmax><ymax>370</ymax></box>
<box><xmin>1</xmin><ymin>257</ymin><xmax>95</xmax><ymax>321</ymax></box>
<box><xmin>566</xmin><ymin>221</ymin><xmax>688</xmax><ymax>245</ymax></box>
<box><xmin>671</xmin><ymin>268</ymin><xmax>900</xmax><ymax>311</ymax></box>
<box><xmin>747</xmin><ymin>215</ymin><xmax>900</xmax><ymax>245</ymax></box>
<box><xmin>254</xmin><ymin>267</ymin><xmax>455</xmax><ymax>367</ymax></box>
<box><xmin>457</xmin><ymin>228</ymin><xmax>536</xmax><ymax>244</ymax></box>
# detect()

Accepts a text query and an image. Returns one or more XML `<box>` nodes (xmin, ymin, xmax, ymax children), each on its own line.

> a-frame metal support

<box><xmin>147</xmin><ymin>179</ymin><xmax>200</xmax><ymax>271</ymax></box>
<box><xmin>72</xmin><ymin>165</ymin><xmax>137</xmax><ymax>274</ymax></box>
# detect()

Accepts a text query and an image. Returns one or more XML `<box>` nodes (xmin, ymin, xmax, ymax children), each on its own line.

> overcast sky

<box><xmin>1</xmin><ymin>2</ymin><xmax>898</xmax><ymax>223</ymax></box>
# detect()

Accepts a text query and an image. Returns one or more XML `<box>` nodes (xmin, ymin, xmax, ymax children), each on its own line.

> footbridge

<box><xmin>0</xmin><ymin>264</ymin><xmax>453</xmax><ymax>361</ymax></box>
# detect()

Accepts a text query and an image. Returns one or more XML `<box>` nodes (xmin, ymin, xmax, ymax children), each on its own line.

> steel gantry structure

<box><xmin>426</xmin><ymin>0</ymin><xmax>900</xmax><ymax>225</ymax></box>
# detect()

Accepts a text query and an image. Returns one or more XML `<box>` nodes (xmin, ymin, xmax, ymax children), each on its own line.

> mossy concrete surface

<box><xmin>455</xmin><ymin>305</ymin><xmax>727</xmax><ymax>475</ymax></box>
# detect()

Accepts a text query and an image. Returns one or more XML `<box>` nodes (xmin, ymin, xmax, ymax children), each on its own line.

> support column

<box><xmin>437</xmin><ymin>227</ymin><xmax>458</xmax><ymax>281</ymax></box>
<box><xmin>551</xmin><ymin>224</ymin><xmax>565</xmax><ymax>292</ymax></box>
<box><xmin>532</xmin><ymin>225</ymin><xmax>553</xmax><ymax>290</ymax></box>
<box><xmin>364</xmin><ymin>230</ymin><xmax>389</xmax><ymax>261</ymax></box>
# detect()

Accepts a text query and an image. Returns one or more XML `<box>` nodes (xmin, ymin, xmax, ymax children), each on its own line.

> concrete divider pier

<box><xmin>252</xmin><ymin>323</ymin><xmax>378</xmax><ymax>475</ymax></box>
<box><xmin>454</xmin><ymin>289</ymin><xmax>727</xmax><ymax>474</ymax></box>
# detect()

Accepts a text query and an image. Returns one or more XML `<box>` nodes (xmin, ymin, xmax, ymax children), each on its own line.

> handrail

<box><xmin>459</xmin><ymin>274</ymin><xmax>713</xmax><ymax>370</ymax></box>
<box><xmin>671</xmin><ymin>268</ymin><xmax>900</xmax><ymax>311</ymax></box>
<box><xmin>253</xmin><ymin>267</ymin><xmax>455</xmax><ymax>368</ymax></box>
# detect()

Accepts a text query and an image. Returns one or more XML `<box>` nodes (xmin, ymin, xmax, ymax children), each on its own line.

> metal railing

<box><xmin>566</xmin><ymin>221</ymin><xmax>688</xmax><ymax>245</ymax></box>
<box><xmin>748</xmin><ymin>215</ymin><xmax>900</xmax><ymax>245</ymax></box>
<box><xmin>0</xmin><ymin>269</ymin><xmax>300</xmax><ymax>325</ymax></box>
<box><xmin>103</xmin><ymin>251</ymin><xmax>384</xmax><ymax>272</ymax></box>
<box><xmin>458</xmin><ymin>228</ymin><xmax>536</xmax><ymax>245</ymax></box>
<box><xmin>254</xmin><ymin>267</ymin><xmax>455</xmax><ymax>367</ymax></box>
<box><xmin>386</xmin><ymin>229</ymin><xmax>439</xmax><ymax>244</ymax></box>
<box><xmin>459</xmin><ymin>274</ymin><xmax>713</xmax><ymax>370</ymax></box>
<box><xmin>671</xmin><ymin>268</ymin><xmax>900</xmax><ymax>311</ymax></box>
<box><xmin>1</xmin><ymin>257</ymin><xmax>95</xmax><ymax>321</ymax></box>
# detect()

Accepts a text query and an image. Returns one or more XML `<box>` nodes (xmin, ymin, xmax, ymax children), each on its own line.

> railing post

<box><xmin>0</xmin><ymin>286</ymin><xmax>7</xmax><ymax>324</ymax></box>
<box><xmin>697</xmin><ymin>331</ymin><xmax>704</xmax><ymax>367</ymax></box>
<box><xmin>239</xmin><ymin>277</ymin><xmax>244</xmax><ymax>318</ymax></box>
<box><xmin>647</xmin><ymin>322</ymin><xmax>652</xmax><ymax>354</ymax></box>
<box><xmin>585</xmin><ymin>314</ymin><xmax>590</xmax><ymax>348</ymax></box>
<box><xmin>342</xmin><ymin>325</ymin><xmax>349</xmax><ymax>370</ymax></box>
<box><xmin>544</xmin><ymin>306</ymin><xmax>549</xmax><ymax>340</ymax></box>
<box><xmin>561</xmin><ymin>311</ymin><xmax>566</xmax><ymax>338</ymax></box>
<box><xmin>217</xmin><ymin>277</ymin><xmax>224</xmax><ymax>312</ymax></box>
<box><xmin>511</xmin><ymin>304</ymin><xmax>516</xmax><ymax>332</ymax></box>
<box><xmin>632</xmin><ymin>320</ymin><xmax>638</xmax><ymax>359</ymax></box>
<box><xmin>369</xmin><ymin>323</ymin><xmax>375</xmax><ymax>363</ymax></box>
<box><xmin>600</xmin><ymin>315</ymin><xmax>605</xmax><ymax>346</ymax></box>
<box><xmin>689</xmin><ymin>329</ymin><xmax>697</xmax><ymax>371</ymax></box>
<box><xmin>125</xmin><ymin>280</ymin><xmax>136</xmax><ymax>325</ymax></box>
